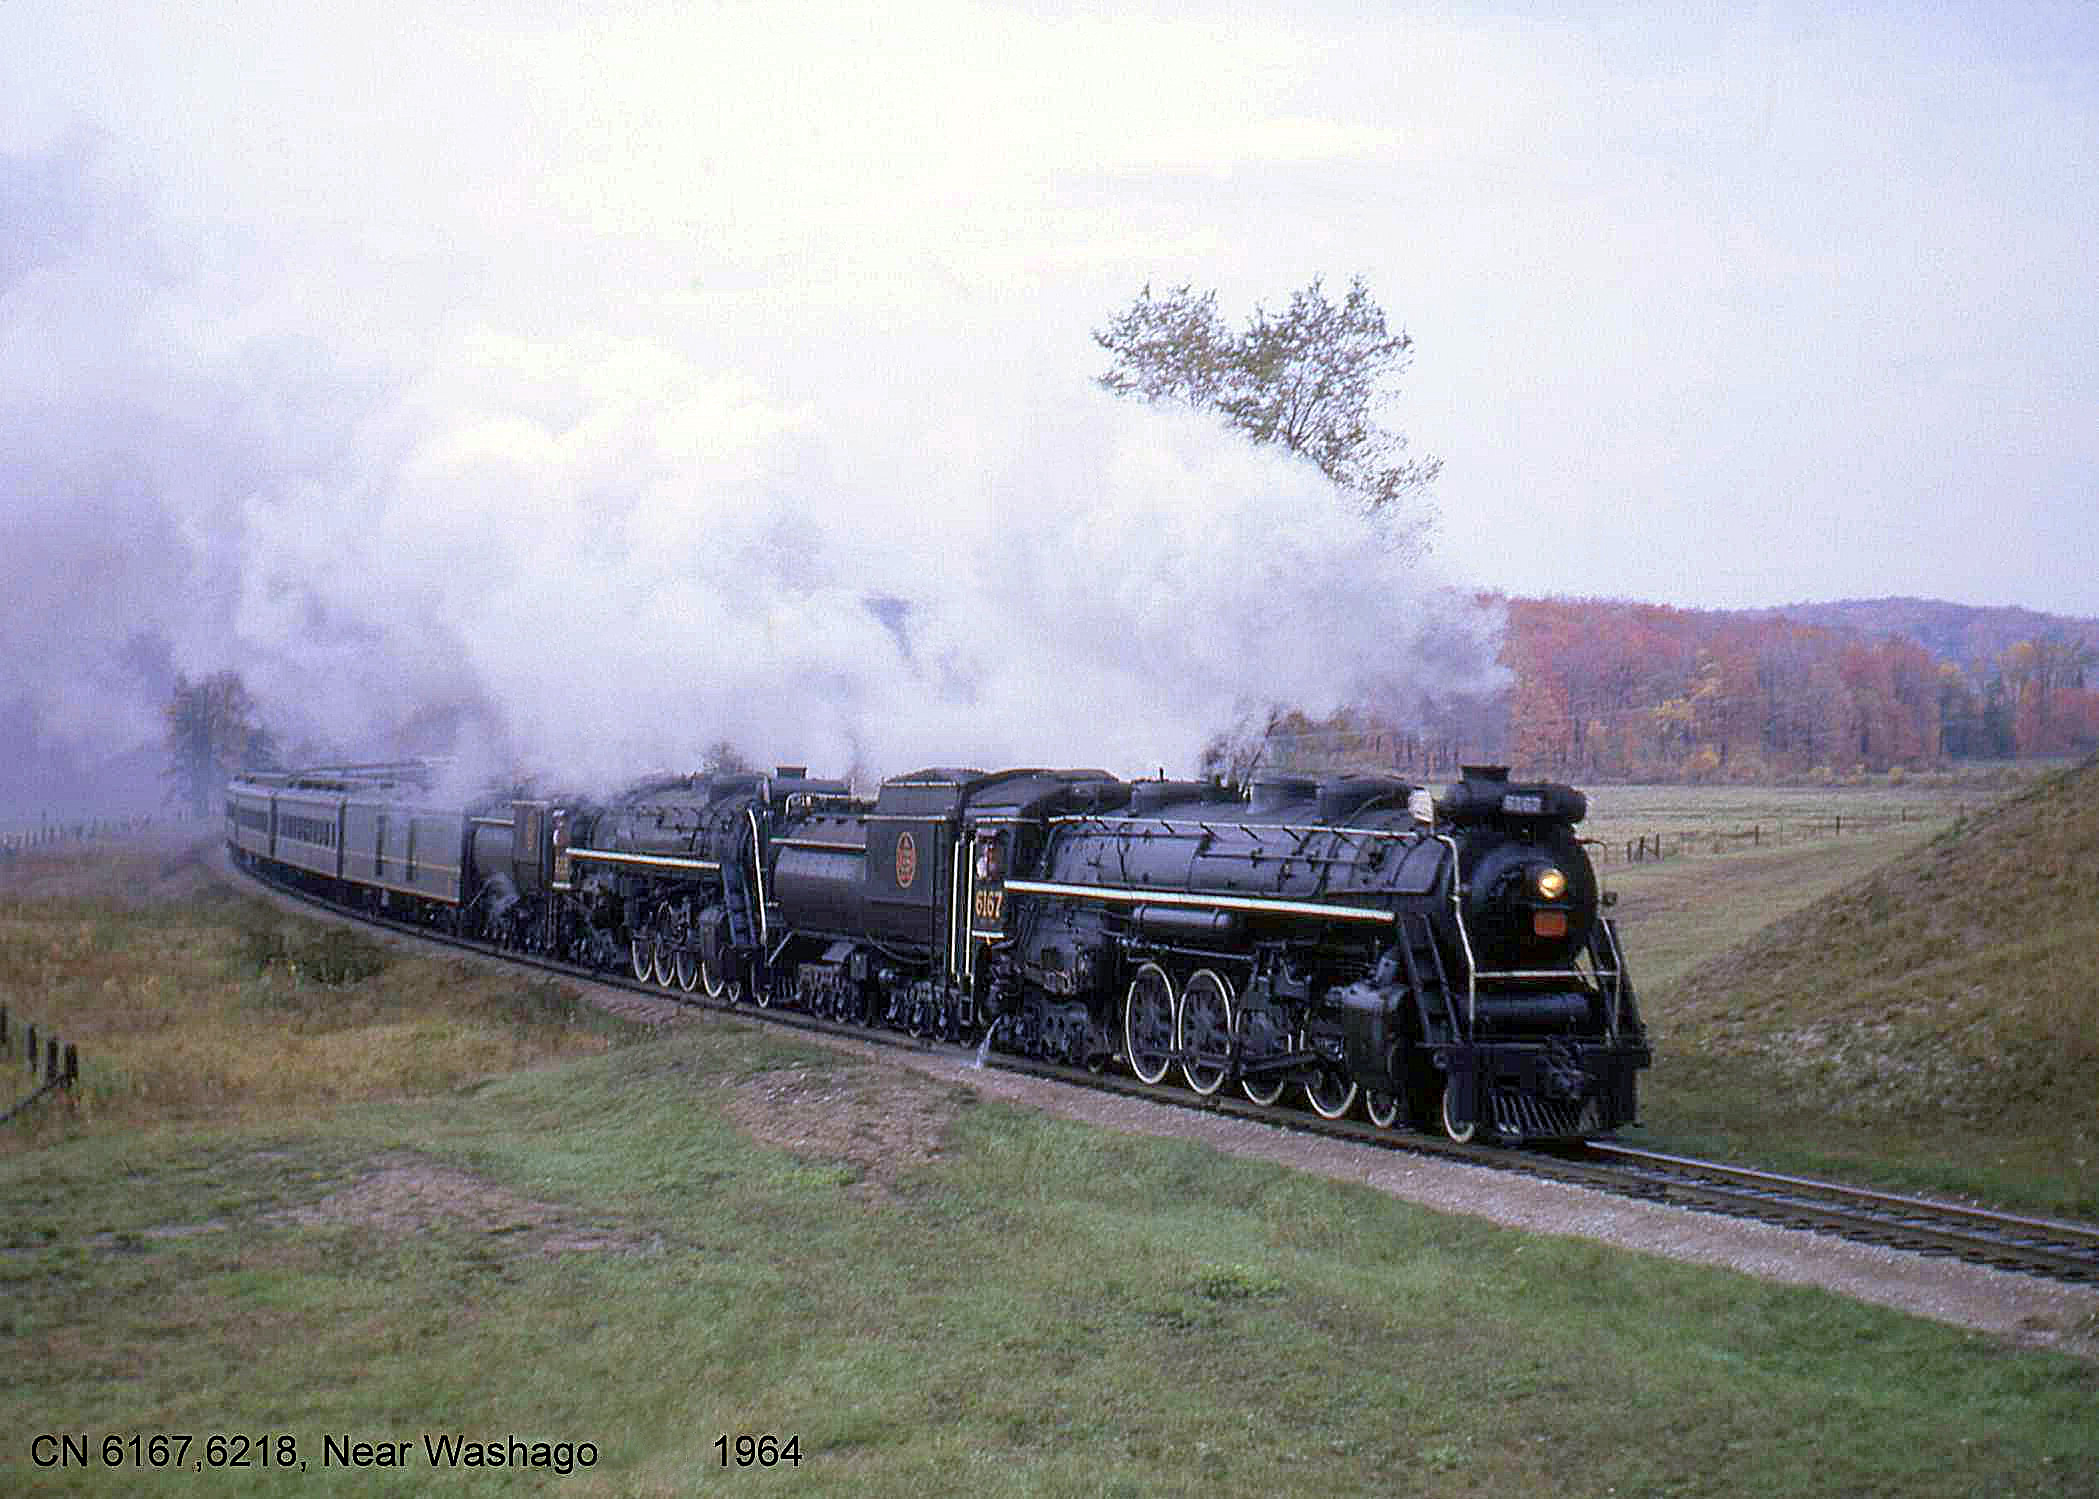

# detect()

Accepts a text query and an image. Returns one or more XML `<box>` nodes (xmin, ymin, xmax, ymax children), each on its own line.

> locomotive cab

<box><xmin>969</xmin><ymin>827</ymin><xmax>1009</xmax><ymax>933</ymax></box>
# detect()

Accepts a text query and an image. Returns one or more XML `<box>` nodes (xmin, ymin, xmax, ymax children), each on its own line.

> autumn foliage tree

<box><xmin>1999</xmin><ymin>635</ymin><xmax>2099</xmax><ymax>756</ymax></box>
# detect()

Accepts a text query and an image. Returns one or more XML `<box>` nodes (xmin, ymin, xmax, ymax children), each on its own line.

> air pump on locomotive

<box><xmin>227</xmin><ymin>758</ymin><xmax>1648</xmax><ymax>1143</ymax></box>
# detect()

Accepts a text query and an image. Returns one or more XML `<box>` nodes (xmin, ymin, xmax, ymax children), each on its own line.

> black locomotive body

<box><xmin>799</xmin><ymin>761</ymin><xmax>1647</xmax><ymax>1143</ymax></box>
<box><xmin>228</xmin><ymin>757</ymin><xmax>1648</xmax><ymax>1143</ymax></box>
<box><xmin>554</xmin><ymin>766</ymin><xmax>851</xmax><ymax>995</ymax></box>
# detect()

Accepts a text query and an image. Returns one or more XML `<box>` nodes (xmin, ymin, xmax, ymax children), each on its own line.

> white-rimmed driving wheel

<box><xmin>1177</xmin><ymin>969</ymin><xmax>1235</xmax><ymax>1096</ymax></box>
<box><xmin>1123</xmin><ymin>963</ymin><xmax>1176</xmax><ymax>1086</ymax></box>
<box><xmin>670</xmin><ymin>910</ymin><xmax>699</xmax><ymax>992</ymax></box>
<box><xmin>1238</xmin><ymin>1006</ymin><xmax>1290</xmax><ymax>1106</ymax></box>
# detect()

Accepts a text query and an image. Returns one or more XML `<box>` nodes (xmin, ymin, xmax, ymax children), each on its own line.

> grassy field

<box><xmin>0</xmin><ymin>838</ymin><xmax>638</xmax><ymax>1148</ymax></box>
<box><xmin>1581</xmin><ymin>779</ymin><xmax>1983</xmax><ymax>862</ymax></box>
<box><xmin>5</xmin><ymin>830</ymin><xmax>2098</xmax><ymax>1495</ymax></box>
<box><xmin>1576</xmin><ymin>777</ymin><xmax>1982</xmax><ymax>1000</ymax></box>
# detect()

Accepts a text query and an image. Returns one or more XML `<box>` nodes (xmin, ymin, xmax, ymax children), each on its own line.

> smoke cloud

<box><xmin>1</xmin><ymin>136</ymin><xmax>1504</xmax><ymax>814</ymax></box>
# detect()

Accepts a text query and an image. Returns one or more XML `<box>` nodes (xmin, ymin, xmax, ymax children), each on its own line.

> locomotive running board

<box><xmin>566</xmin><ymin>848</ymin><xmax>723</xmax><ymax>874</ymax></box>
<box><xmin>1002</xmin><ymin>879</ymin><xmax>1395</xmax><ymax>925</ymax></box>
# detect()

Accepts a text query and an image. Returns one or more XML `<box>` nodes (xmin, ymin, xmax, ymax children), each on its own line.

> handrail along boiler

<box><xmin>226</xmin><ymin>759</ymin><xmax>1648</xmax><ymax>1142</ymax></box>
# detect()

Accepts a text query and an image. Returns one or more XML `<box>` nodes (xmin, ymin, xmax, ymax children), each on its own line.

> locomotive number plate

<box><xmin>895</xmin><ymin>832</ymin><xmax>918</xmax><ymax>889</ymax></box>
<box><xmin>973</xmin><ymin>888</ymin><xmax>1004</xmax><ymax>924</ymax></box>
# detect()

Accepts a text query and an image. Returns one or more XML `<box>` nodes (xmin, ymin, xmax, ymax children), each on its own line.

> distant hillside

<box><xmin>1663</xmin><ymin>754</ymin><xmax>2099</xmax><ymax>1142</ymax></box>
<box><xmin>1748</xmin><ymin>597</ymin><xmax>2099</xmax><ymax>674</ymax></box>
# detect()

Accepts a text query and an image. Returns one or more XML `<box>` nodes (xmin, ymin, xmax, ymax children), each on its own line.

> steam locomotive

<box><xmin>226</xmin><ymin>758</ymin><xmax>1648</xmax><ymax>1143</ymax></box>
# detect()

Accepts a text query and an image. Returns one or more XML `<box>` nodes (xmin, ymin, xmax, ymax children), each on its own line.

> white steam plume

<box><xmin>1</xmin><ymin>138</ymin><xmax>1504</xmax><ymax>807</ymax></box>
<box><xmin>240</xmin><ymin>334</ymin><xmax>1507</xmax><ymax>792</ymax></box>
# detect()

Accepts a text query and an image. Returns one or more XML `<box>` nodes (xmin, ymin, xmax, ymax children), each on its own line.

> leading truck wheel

<box><xmin>1440</xmin><ymin>1080</ymin><xmax>1479</xmax><ymax>1145</ymax></box>
<box><xmin>630</xmin><ymin>932</ymin><xmax>652</xmax><ymax>983</ymax></box>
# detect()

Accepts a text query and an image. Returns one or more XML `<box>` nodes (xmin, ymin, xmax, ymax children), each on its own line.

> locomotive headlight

<box><xmin>1535</xmin><ymin>866</ymin><xmax>1568</xmax><ymax>900</ymax></box>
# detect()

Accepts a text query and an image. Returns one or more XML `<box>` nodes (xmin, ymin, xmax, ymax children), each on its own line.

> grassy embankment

<box><xmin>0</xmin><ymin>838</ymin><xmax>636</xmax><ymax>1139</ymax></box>
<box><xmin>4</xmin><ymin>833</ymin><xmax>2096</xmax><ymax>1496</ymax></box>
<box><xmin>1593</xmin><ymin>767</ymin><xmax>2099</xmax><ymax>1220</ymax></box>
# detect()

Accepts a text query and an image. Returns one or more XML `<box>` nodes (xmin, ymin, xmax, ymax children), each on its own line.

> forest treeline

<box><xmin>1258</xmin><ymin>597</ymin><xmax>2099</xmax><ymax>782</ymax></box>
<box><xmin>164</xmin><ymin>601</ymin><xmax>2099</xmax><ymax>800</ymax></box>
<box><xmin>1501</xmin><ymin>597</ymin><xmax>2096</xmax><ymax>778</ymax></box>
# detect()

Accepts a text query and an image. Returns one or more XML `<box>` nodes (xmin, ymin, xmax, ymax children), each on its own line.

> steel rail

<box><xmin>1566</xmin><ymin>1142</ymin><xmax>2099</xmax><ymax>1282</ymax></box>
<box><xmin>225</xmin><ymin>849</ymin><xmax>2099</xmax><ymax>1286</ymax></box>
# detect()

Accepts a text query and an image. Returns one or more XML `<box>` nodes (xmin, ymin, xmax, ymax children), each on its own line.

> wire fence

<box><xmin>0</xmin><ymin>813</ymin><xmax>163</xmax><ymax>857</ymax></box>
<box><xmin>1592</xmin><ymin>804</ymin><xmax>1962</xmax><ymax>863</ymax></box>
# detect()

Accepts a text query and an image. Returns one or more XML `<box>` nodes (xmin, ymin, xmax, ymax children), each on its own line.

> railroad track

<box><xmin>229</xmin><ymin>851</ymin><xmax>2099</xmax><ymax>1287</ymax></box>
<box><xmin>1560</xmin><ymin>1144</ymin><xmax>2099</xmax><ymax>1283</ymax></box>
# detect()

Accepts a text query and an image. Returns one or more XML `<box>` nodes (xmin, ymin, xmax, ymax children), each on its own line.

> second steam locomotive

<box><xmin>227</xmin><ymin>758</ymin><xmax>1649</xmax><ymax>1143</ymax></box>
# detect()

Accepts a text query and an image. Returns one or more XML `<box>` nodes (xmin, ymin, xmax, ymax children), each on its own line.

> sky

<box><xmin>2</xmin><ymin>0</ymin><xmax>2095</xmax><ymax>801</ymax></box>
